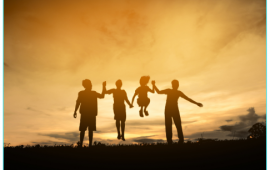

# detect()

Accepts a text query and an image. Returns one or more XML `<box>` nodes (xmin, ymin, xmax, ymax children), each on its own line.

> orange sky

<box><xmin>4</xmin><ymin>0</ymin><xmax>266</xmax><ymax>146</ymax></box>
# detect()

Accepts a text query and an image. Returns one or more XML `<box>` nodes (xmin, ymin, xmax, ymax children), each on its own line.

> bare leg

<box><xmin>139</xmin><ymin>106</ymin><xmax>144</xmax><ymax>117</ymax></box>
<box><xmin>80</xmin><ymin>131</ymin><xmax>85</xmax><ymax>147</ymax></box>
<box><xmin>144</xmin><ymin>99</ymin><xmax>150</xmax><ymax>116</ymax></box>
<box><xmin>116</xmin><ymin>120</ymin><xmax>121</xmax><ymax>139</ymax></box>
<box><xmin>88</xmin><ymin>130</ymin><xmax>93</xmax><ymax>147</ymax></box>
<box><xmin>121</xmin><ymin>120</ymin><xmax>126</xmax><ymax>141</ymax></box>
<box><xmin>144</xmin><ymin>105</ymin><xmax>149</xmax><ymax>116</ymax></box>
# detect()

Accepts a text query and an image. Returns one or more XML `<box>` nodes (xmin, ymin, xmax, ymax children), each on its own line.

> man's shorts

<box><xmin>79</xmin><ymin>114</ymin><xmax>96</xmax><ymax>131</ymax></box>
<box><xmin>113</xmin><ymin>104</ymin><xmax>126</xmax><ymax>121</ymax></box>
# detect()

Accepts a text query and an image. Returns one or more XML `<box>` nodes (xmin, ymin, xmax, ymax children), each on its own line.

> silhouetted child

<box><xmin>73</xmin><ymin>79</ymin><xmax>106</xmax><ymax>147</ymax></box>
<box><xmin>131</xmin><ymin>76</ymin><xmax>154</xmax><ymax>117</ymax></box>
<box><xmin>105</xmin><ymin>79</ymin><xmax>133</xmax><ymax>141</ymax></box>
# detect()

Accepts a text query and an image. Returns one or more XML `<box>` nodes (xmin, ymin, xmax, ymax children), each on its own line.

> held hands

<box><xmin>129</xmin><ymin>104</ymin><xmax>134</xmax><ymax>108</ymax></box>
<box><xmin>196</xmin><ymin>103</ymin><xmax>203</xmax><ymax>107</ymax></box>
<box><xmin>73</xmin><ymin>112</ymin><xmax>77</xmax><ymax>118</ymax></box>
<box><xmin>151</xmin><ymin>80</ymin><xmax>155</xmax><ymax>86</ymax></box>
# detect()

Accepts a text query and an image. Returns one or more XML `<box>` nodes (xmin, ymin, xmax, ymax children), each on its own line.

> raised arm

<box><xmin>179</xmin><ymin>91</ymin><xmax>203</xmax><ymax>107</ymax></box>
<box><xmin>148</xmin><ymin>83</ymin><xmax>155</xmax><ymax>93</ymax></box>
<box><xmin>124</xmin><ymin>91</ymin><xmax>133</xmax><ymax>108</ymax></box>
<box><xmin>152</xmin><ymin>81</ymin><xmax>169</xmax><ymax>94</ymax></box>
<box><xmin>97</xmin><ymin>81</ymin><xmax>106</xmax><ymax>99</ymax></box>
<box><xmin>73</xmin><ymin>92</ymin><xmax>81</xmax><ymax>118</ymax></box>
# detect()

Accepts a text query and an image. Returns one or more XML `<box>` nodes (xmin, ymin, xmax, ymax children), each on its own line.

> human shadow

<box><xmin>152</xmin><ymin>80</ymin><xmax>203</xmax><ymax>145</ymax></box>
<box><xmin>131</xmin><ymin>76</ymin><xmax>154</xmax><ymax>117</ymax></box>
<box><xmin>105</xmin><ymin>79</ymin><xmax>133</xmax><ymax>141</ymax></box>
<box><xmin>73</xmin><ymin>79</ymin><xmax>106</xmax><ymax>147</ymax></box>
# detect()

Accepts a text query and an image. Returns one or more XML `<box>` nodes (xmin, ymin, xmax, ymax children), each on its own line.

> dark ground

<box><xmin>4</xmin><ymin>139</ymin><xmax>266</xmax><ymax>170</ymax></box>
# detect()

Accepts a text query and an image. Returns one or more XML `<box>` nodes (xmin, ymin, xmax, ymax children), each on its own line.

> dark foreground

<box><xmin>5</xmin><ymin>139</ymin><xmax>266</xmax><ymax>170</ymax></box>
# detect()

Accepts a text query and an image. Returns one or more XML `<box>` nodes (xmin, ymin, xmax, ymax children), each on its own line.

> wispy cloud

<box><xmin>186</xmin><ymin>107</ymin><xmax>265</xmax><ymax>140</ymax></box>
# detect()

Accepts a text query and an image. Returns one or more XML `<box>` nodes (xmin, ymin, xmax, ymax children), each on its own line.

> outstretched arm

<box><xmin>131</xmin><ymin>91</ymin><xmax>138</xmax><ymax>105</ymax></box>
<box><xmin>97</xmin><ymin>81</ymin><xmax>106</xmax><ymax>99</ymax></box>
<box><xmin>105</xmin><ymin>89</ymin><xmax>115</xmax><ymax>95</ymax></box>
<box><xmin>124</xmin><ymin>91</ymin><xmax>133</xmax><ymax>108</ymax></box>
<box><xmin>179</xmin><ymin>91</ymin><xmax>203</xmax><ymax>107</ymax></box>
<box><xmin>73</xmin><ymin>93</ymin><xmax>81</xmax><ymax>118</ymax></box>
<box><xmin>152</xmin><ymin>81</ymin><xmax>168</xmax><ymax>94</ymax></box>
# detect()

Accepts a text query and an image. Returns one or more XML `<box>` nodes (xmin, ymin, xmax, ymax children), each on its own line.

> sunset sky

<box><xmin>4</xmin><ymin>0</ymin><xmax>266</xmax><ymax>146</ymax></box>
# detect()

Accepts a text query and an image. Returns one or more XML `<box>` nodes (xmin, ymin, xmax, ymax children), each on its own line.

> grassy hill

<box><xmin>4</xmin><ymin>139</ymin><xmax>266</xmax><ymax>170</ymax></box>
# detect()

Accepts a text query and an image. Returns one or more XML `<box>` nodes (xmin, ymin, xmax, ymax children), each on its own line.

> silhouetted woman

<box><xmin>105</xmin><ymin>80</ymin><xmax>133</xmax><ymax>141</ymax></box>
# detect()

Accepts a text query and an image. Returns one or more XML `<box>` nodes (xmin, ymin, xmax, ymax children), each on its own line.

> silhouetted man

<box><xmin>73</xmin><ymin>79</ymin><xmax>106</xmax><ymax>147</ymax></box>
<box><xmin>105</xmin><ymin>79</ymin><xmax>133</xmax><ymax>141</ymax></box>
<box><xmin>152</xmin><ymin>80</ymin><xmax>203</xmax><ymax>145</ymax></box>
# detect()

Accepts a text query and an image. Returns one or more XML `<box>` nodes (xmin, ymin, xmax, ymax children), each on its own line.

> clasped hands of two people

<box><xmin>73</xmin><ymin>81</ymin><xmax>133</xmax><ymax>118</ymax></box>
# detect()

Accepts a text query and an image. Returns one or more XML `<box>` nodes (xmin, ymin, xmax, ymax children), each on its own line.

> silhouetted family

<box><xmin>73</xmin><ymin>76</ymin><xmax>203</xmax><ymax>147</ymax></box>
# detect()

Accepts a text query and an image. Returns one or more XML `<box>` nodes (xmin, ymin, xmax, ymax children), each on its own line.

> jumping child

<box><xmin>131</xmin><ymin>76</ymin><xmax>154</xmax><ymax>117</ymax></box>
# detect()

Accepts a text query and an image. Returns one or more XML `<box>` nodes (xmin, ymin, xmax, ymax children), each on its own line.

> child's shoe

<box><xmin>139</xmin><ymin>110</ymin><xmax>144</xmax><ymax>117</ymax></box>
<box><xmin>144</xmin><ymin>110</ymin><xmax>149</xmax><ymax>116</ymax></box>
<box><xmin>117</xmin><ymin>135</ymin><xmax>121</xmax><ymax>140</ymax></box>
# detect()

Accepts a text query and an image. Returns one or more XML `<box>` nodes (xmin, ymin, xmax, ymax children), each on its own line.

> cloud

<box><xmin>126</xmin><ymin>119</ymin><xmax>197</xmax><ymax>126</ymax></box>
<box><xmin>39</xmin><ymin>131</ymin><xmax>79</xmax><ymax>143</ymax></box>
<box><xmin>185</xmin><ymin>131</ymin><xmax>229</xmax><ymax>141</ymax></box>
<box><xmin>219</xmin><ymin>107</ymin><xmax>264</xmax><ymax>138</ymax></box>
<box><xmin>26</xmin><ymin>107</ymin><xmax>51</xmax><ymax>116</ymax></box>
<box><xmin>131</xmin><ymin>135</ymin><xmax>165</xmax><ymax>143</ymax></box>
<box><xmin>187</xmin><ymin>107</ymin><xmax>265</xmax><ymax>140</ymax></box>
<box><xmin>32</xmin><ymin>141</ymin><xmax>67</xmax><ymax>146</ymax></box>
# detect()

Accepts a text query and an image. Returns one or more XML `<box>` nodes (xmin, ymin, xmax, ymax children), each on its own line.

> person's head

<box><xmin>171</xmin><ymin>79</ymin><xmax>179</xmax><ymax>90</ymax></box>
<box><xmin>82</xmin><ymin>79</ymin><xmax>92</xmax><ymax>90</ymax></box>
<box><xmin>115</xmin><ymin>79</ymin><xmax>122</xmax><ymax>89</ymax></box>
<box><xmin>140</xmin><ymin>76</ymin><xmax>150</xmax><ymax>86</ymax></box>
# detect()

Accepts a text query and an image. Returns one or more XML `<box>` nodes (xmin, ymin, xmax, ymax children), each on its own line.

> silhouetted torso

<box><xmin>112</xmin><ymin>89</ymin><xmax>126</xmax><ymax>105</ymax></box>
<box><xmin>164</xmin><ymin>89</ymin><xmax>182</xmax><ymax>115</ymax></box>
<box><xmin>77</xmin><ymin>90</ymin><xmax>99</xmax><ymax>116</ymax></box>
<box><xmin>136</xmin><ymin>86</ymin><xmax>151</xmax><ymax>99</ymax></box>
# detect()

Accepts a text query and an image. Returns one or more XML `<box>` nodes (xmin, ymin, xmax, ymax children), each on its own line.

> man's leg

<box><xmin>173</xmin><ymin>113</ymin><xmax>184</xmax><ymax>144</ymax></box>
<box><xmin>80</xmin><ymin>131</ymin><xmax>85</xmax><ymax>147</ymax></box>
<box><xmin>121</xmin><ymin>120</ymin><xmax>126</xmax><ymax>141</ymax></box>
<box><xmin>165</xmin><ymin>114</ymin><xmax>173</xmax><ymax>144</ymax></box>
<box><xmin>88</xmin><ymin>130</ymin><xmax>93</xmax><ymax>147</ymax></box>
<box><xmin>116</xmin><ymin>120</ymin><xmax>121</xmax><ymax>139</ymax></box>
